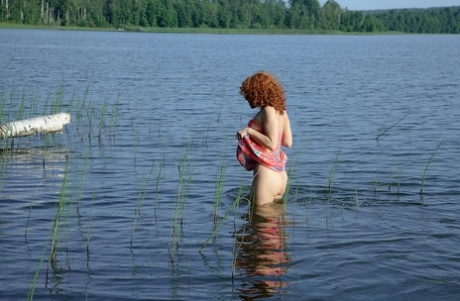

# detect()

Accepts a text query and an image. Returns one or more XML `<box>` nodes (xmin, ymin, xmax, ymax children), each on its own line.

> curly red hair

<box><xmin>240</xmin><ymin>71</ymin><xmax>286</xmax><ymax>114</ymax></box>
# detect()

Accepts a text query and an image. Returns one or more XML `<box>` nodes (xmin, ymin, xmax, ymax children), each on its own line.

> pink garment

<box><xmin>236</xmin><ymin>119</ymin><xmax>287</xmax><ymax>172</ymax></box>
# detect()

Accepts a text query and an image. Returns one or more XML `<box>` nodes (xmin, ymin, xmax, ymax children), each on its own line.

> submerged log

<box><xmin>0</xmin><ymin>113</ymin><xmax>71</xmax><ymax>139</ymax></box>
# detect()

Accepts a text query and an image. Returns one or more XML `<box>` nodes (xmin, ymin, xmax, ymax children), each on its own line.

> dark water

<box><xmin>1</xmin><ymin>29</ymin><xmax>460</xmax><ymax>300</ymax></box>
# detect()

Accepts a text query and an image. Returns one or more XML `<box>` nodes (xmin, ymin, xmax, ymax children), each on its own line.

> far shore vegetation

<box><xmin>0</xmin><ymin>22</ymin><xmax>405</xmax><ymax>35</ymax></box>
<box><xmin>1</xmin><ymin>0</ymin><xmax>459</xmax><ymax>35</ymax></box>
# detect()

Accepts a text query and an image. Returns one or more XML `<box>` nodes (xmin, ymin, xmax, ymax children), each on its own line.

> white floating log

<box><xmin>0</xmin><ymin>113</ymin><xmax>71</xmax><ymax>139</ymax></box>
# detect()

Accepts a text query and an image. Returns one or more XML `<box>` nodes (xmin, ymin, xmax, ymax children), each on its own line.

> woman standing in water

<box><xmin>236</xmin><ymin>71</ymin><xmax>293</xmax><ymax>206</ymax></box>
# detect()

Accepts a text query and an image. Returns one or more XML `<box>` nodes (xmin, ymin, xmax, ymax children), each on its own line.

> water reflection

<box><xmin>234</xmin><ymin>202</ymin><xmax>289</xmax><ymax>300</ymax></box>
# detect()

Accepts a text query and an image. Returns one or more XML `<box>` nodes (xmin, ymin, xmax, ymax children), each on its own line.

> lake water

<box><xmin>1</xmin><ymin>29</ymin><xmax>460</xmax><ymax>300</ymax></box>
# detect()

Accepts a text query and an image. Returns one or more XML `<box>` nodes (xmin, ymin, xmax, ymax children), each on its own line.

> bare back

<box><xmin>250</xmin><ymin>107</ymin><xmax>292</xmax><ymax>206</ymax></box>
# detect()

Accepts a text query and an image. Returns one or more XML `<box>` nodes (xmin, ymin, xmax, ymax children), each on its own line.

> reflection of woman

<box><xmin>234</xmin><ymin>202</ymin><xmax>289</xmax><ymax>299</ymax></box>
<box><xmin>236</xmin><ymin>71</ymin><xmax>293</xmax><ymax>206</ymax></box>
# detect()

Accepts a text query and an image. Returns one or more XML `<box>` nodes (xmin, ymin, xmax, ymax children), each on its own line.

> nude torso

<box><xmin>250</xmin><ymin>110</ymin><xmax>290</xmax><ymax>206</ymax></box>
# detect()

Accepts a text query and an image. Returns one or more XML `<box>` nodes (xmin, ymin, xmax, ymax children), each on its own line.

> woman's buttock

<box><xmin>254</xmin><ymin>165</ymin><xmax>288</xmax><ymax>197</ymax></box>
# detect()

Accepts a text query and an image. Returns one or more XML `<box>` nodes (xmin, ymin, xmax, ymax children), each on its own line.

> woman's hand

<box><xmin>236</xmin><ymin>127</ymin><xmax>250</xmax><ymax>140</ymax></box>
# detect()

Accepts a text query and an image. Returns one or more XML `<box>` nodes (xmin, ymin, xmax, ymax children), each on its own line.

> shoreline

<box><xmin>0</xmin><ymin>22</ymin><xmax>407</xmax><ymax>35</ymax></box>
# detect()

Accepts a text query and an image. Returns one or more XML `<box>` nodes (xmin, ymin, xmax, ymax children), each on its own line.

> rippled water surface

<box><xmin>1</xmin><ymin>29</ymin><xmax>460</xmax><ymax>300</ymax></box>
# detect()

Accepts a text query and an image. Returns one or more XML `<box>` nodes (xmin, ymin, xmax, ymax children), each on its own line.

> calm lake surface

<box><xmin>1</xmin><ymin>29</ymin><xmax>459</xmax><ymax>300</ymax></box>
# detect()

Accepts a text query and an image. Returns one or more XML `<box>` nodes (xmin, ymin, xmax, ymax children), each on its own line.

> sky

<box><xmin>318</xmin><ymin>0</ymin><xmax>460</xmax><ymax>10</ymax></box>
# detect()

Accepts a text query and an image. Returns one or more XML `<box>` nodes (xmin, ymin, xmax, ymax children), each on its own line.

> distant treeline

<box><xmin>1</xmin><ymin>0</ymin><xmax>459</xmax><ymax>33</ymax></box>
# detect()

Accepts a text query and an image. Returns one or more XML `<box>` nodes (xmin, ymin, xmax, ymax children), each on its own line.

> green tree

<box><xmin>174</xmin><ymin>0</ymin><xmax>192</xmax><ymax>27</ymax></box>
<box><xmin>217</xmin><ymin>0</ymin><xmax>232</xmax><ymax>28</ymax></box>
<box><xmin>0</xmin><ymin>0</ymin><xmax>458</xmax><ymax>33</ymax></box>
<box><xmin>288</xmin><ymin>0</ymin><xmax>321</xmax><ymax>29</ymax></box>
<box><xmin>320</xmin><ymin>0</ymin><xmax>341</xmax><ymax>30</ymax></box>
<box><xmin>145</xmin><ymin>0</ymin><xmax>160</xmax><ymax>27</ymax></box>
<box><xmin>259</xmin><ymin>0</ymin><xmax>287</xmax><ymax>29</ymax></box>
<box><xmin>156</xmin><ymin>0</ymin><xmax>177</xmax><ymax>27</ymax></box>
<box><xmin>197</xmin><ymin>0</ymin><xmax>219</xmax><ymax>28</ymax></box>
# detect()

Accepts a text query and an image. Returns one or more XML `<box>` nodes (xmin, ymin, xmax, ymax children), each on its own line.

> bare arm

<box><xmin>237</xmin><ymin>107</ymin><xmax>281</xmax><ymax>151</ymax></box>
<box><xmin>282</xmin><ymin>112</ymin><xmax>293</xmax><ymax>148</ymax></box>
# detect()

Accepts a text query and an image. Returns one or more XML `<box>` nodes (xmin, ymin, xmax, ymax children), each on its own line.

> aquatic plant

<box><xmin>26</xmin><ymin>243</ymin><xmax>48</xmax><ymax>301</ymax></box>
<box><xmin>51</xmin><ymin>87</ymin><xmax>64</xmax><ymax>114</ymax></box>
<box><xmin>326</xmin><ymin>149</ymin><xmax>341</xmax><ymax>201</ymax></box>
<box><xmin>75</xmin><ymin>86</ymin><xmax>90</xmax><ymax>127</ymax></box>
<box><xmin>66</xmin><ymin>87</ymin><xmax>78</xmax><ymax>117</ymax></box>
<box><xmin>25</xmin><ymin>180</ymin><xmax>46</xmax><ymax>240</ymax></box>
<box><xmin>420</xmin><ymin>135</ymin><xmax>444</xmax><ymax>195</ymax></box>
<box><xmin>133</xmin><ymin>124</ymin><xmax>141</xmax><ymax>165</ymax></box>
<box><xmin>154</xmin><ymin>154</ymin><xmax>165</xmax><ymax>216</ymax></box>
<box><xmin>213</xmin><ymin>137</ymin><xmax>228</xmax><ymax>224</ymax></box>
<box><xmin>169</xmin><ymin>145</ymin><xmax>194</xmax><ymax>262</ymax></box>
<box><xmin>17</xmin><ymin>87</ymin><xmax>26</xmax><ymax>121</ymax></box>
<box><xmin>376</xmin><ymin>113</ymin><xmax>409</xmax><ymax>140</ymax></box>
<box><xmin>86</xmin><ymin>194</ymin><xmax>95</xmax><ymax>267</ymax></box>
<box><xmin>80</xmin><ymin>148</ymin><xmax>92</xmax><ymax>202</ymax></box>
<box><xmin>87</xmin><ymin>101</ymin><xmax>96</xmax><ymax>139</ymax></box>
<box><xmin>283</xmin><ymin>139</ymin><xmax>307</xmax><ymax>204</ymax></box>
<box><xmin>109</xmin><ymin>94</ymin><xmax>120</xmax><ymax>137</ymax></box>
<box><xmin>27</xmin><ymin>159</ymin><xmax>71</xmax><ymax>300</ymax></box>
<box><xmin>0</xmin><ymin>94</ymin><xmax>7</xmax><ymax>186</ymax></box>
<box><xmin>97</xmin><ymin>95</ymin><xmax>109</xmax><ymax>139</ymax></box>
<box><xmin>49</xmin><ymin>154</ymin><xmax>70</xmax><ymax>266</ymax></box>
<box><xmin>231</xmin><ymin>201</ymin><xmax>246</xmax><ymax>279</ymax></box>
<box><xmin>0</xmin><ymin>89</ymin><xmax>6</xmax><ymax>123</ymax></box>
<box><xmin>131</xmin><ymin>163</ymin><xmax>156</xmax><ymax>247</ymax></box>
<box><xmin>200</xmin><ymin>178</ymin><xmax>248</xmax><ymax>253</ymax></box>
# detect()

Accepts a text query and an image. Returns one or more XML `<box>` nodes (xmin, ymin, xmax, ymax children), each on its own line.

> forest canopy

<box><xmin>1</xmin><ymin>0</ymin><xmax>459</xmax><ymax>33</ymax></box>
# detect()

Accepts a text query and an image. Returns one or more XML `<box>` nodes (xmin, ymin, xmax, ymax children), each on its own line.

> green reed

<box><xmin>76</xmin><ymin>86</ymin><xmax>90</xmax><ymax>126</ymax></box>
<box><xmin>0</xmin><ymin>90</ymin><xmax>6</xmax><ymax>123</ymax></box>
<box><xmin>97</xmin><ymin>95</ymin><xmax>109</xmax><ymax>139</ymax></box>
<box><xmin>75</xmin><ymin>146</ymin><xmax>92</xmax><ymax>215</ymax></box>
<box><xmin>155</xmin><ymin>156</ymin><xmax>164</xmax><ymax>206</ymax></box>
<box><xmin>200</xmin><ymin>178</ymin><xmax>248</xmax><ymax>253</ymax></box>
<box><xmin>284</xmin><ymin>139</ymin><xmax>308</xmax><ymax>204</ymax></box>
<box><xmin>41</xmin><ymin>91</ymin><xmax>52</xmax><ymax>116</ymax></box>
<box><xmin>17</xmin><ymin>88</ymin><xmax>26</xmax><ymax>121</ymax></box>
<box><xmin>231</xmin><ymin>197</ymin><xmax>246</xmax><ymax>278</ymax></box>
<box><xmin>230</xmin><ymin>181</ymin><xmax>253</xmax><ymax>278</ymax></box>
<box><xmin>109</xmin><ymin>94</ymin><xmax>120</xmax><ymax>137</ymax></box>
<box><xmin>213</xmin><ymin>137</ymin><xmax>228</xmax><ymax>224</ymax></box>
<box><xmin>326</xmin><ymin>149</ymin><xmax>341</xmax><ymax>200</ymax></box>
<box><xmin>29</xmin><ymin>90</ymin><xmax>41</xmax><ymax>119</ymax></box>
<box><xmin>49</xmin><ymin>153</ymin><xmax>70</xmax><ymax>266</ymax></box>
<box><xmin>25</xmin><ymin>180</ymin><xmax>46</xmax><ymax>240</ymax></box>
<box><xmin>27</xmin><ymin>241</ymin><xmax>48</xmax><ymax>301</ymax></box>
<box><xmin>0</xmin><ymin>94</ymin><xmax>7</xmax><ymax>187</ymax></box>
<box><xmin>27</xmin><ymin>157</ymin><xmax>72</xmax><ymax>300</ymax></box>
<box><xmin>51</xmin><ymin>86</ymin><xmax>64</xmax><ymax>114</ymax></box>
<box><xmin>86</xmin><ymin>194</ymin><xmax>95</xmax><ymax>267</ymax></box>
<box><xmin>133</xmin><ymin>125</ymin><xmax>141</xmax><ymax>166</ymax></box>
<box><xmin>169</xmin><ymin>145</ymin><xmax>194</xmax><ymax>262</ymax></box>
<box><xmin>131</xmin><ymin>163</ymin><xmax>156</xmax><ymax>247</ymax></box>
<box><xmin>0</xmin><ymin>151</ymin><xmax>8</xmax><ymax>189</ymax></box>
<box><xmin>66</xmin><ymin>87</ymin><xmax>78</xmax><ymax>116</ymax></box>
<box><xmin>420</xmin><ymin>135</ymin><xmax>444</xmax><ymax>195</ymax></box>
<box><xmin>376</xmin><ymin>113</ymin><xmax>409</xmax><ymax>140</ymax></box>
<box><xmin>3</xmin><ymin>83</ymin><xmax>15</xmax><ymax>121</ymax></box>
<box><xmin>87</xmin><ymin>102</ymin><xmax>96</xmax><ymax>139</ymax></box>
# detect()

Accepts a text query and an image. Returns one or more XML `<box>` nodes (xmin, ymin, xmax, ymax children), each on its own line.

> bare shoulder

<box><xmin>261</xmin><ymin>106</ymin><xmax>280</xmax><ymax>119</ymax></box>
<box><xmin>282</xmin><ymin>110</ymin><xmax>290</xmax><ymax>123</ymax></box>
<box><xmin>262</xmin><ymin>106</ymin><xmax>277</xmax><ymax>113</ymax></box>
